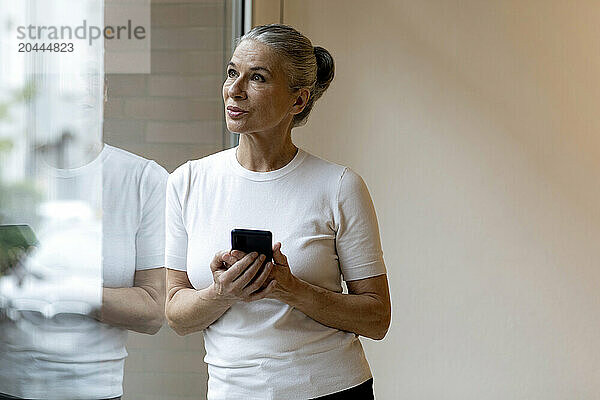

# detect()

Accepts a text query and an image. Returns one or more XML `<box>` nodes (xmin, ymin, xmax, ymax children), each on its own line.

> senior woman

<box><xmin>165</xmin><ymin>24</ymin><xmax>391</xmax><ymax>399</ymax></box>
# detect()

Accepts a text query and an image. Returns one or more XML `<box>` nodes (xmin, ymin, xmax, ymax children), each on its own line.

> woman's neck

<box><xmin>236</xmin><ymin>131</ymin><xmax>297</xmax><ymax>172</ymax></box>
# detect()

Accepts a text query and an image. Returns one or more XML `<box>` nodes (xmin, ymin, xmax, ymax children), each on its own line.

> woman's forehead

<box><xmin>231</xmin><ymin>40</ymin><xmax>281</xmax><ymax>68</ymax></box>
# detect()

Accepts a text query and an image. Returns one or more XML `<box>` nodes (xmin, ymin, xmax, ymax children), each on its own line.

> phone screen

<box><xmin>231</xmin><ymin>229</ymin><xmax>273</xmax><ymax>263</ymax></box>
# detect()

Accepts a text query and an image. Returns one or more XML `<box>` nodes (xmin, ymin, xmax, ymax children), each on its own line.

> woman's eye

<box><xmin>251</xmin><ymin>74</ymin><xmax>265</xmax><ymax>82</ymax></box>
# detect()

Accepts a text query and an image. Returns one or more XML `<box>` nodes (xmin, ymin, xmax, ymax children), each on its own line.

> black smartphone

<box><xmin>0</xmin><ymin>224</ymin><xmax>39</xmax><ymax>276</ymax></box>
<box><xmin>231</xmin><ymin>229</ymin><xmax>272</xmax><ymax>266</ymax></box>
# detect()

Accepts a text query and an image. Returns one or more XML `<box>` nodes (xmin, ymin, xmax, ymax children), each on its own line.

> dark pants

<box><xmin>0</xmin><ymin>395</ymin><xmax>120</xmax><ymax>400</ymax></box>
<box><xmin>311</xmin><ymin>378</ymin><xmax>375</xmax><ymax>399</ymax></box>
<box><xmin>1</xmin><ymin>380</ymin><xmax>372</xmax><ymax>400</ymax></box>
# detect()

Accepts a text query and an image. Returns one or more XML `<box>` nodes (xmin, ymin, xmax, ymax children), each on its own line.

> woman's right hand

<box><xmin>209</xmin><ymin>250</ymin><xmax>274</xmax><ymax>304</ymax></box>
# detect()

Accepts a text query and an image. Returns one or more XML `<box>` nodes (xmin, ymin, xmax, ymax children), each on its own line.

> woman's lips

<box><xmin>226</xmin><ymin>106</ymin><xmax>248</xmax><ymax>118</ymax></box>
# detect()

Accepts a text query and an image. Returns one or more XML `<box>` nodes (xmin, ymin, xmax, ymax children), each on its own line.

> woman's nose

<box><xmin>228</xmin><ymin>77</ymin><xmax>246</xmax><ymax>99</ymax></box>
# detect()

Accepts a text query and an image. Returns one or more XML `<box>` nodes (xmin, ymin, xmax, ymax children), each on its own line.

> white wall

<box><xmin>276</xmin><ymin>1</ymin><xmax>600</xmax><ymax>398</ymax></box>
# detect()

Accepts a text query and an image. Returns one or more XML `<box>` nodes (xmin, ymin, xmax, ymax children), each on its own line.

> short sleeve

<box><xmin>165</xmin><ymin>164</ymin><xmax>188</xmax><ymax>271</ymax></box>
<box><xmin>135</xmin><ymin>161</ymin><xmax>168</xmax><ymax>270</ymax></box>
<box><xmin>335</xmin><ymin>168</ymin><xmax>386</xmax><ymax>281</ymax></box>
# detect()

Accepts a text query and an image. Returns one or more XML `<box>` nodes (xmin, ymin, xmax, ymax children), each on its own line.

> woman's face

<box><xmin>223</xmin><ymin>40</ymin><xmax>299</xmax><ymax>135</ymax></box>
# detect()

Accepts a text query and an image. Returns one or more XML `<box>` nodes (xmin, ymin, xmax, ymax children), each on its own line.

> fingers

<box><xmin>212</xmin><ymin>242</ymin><xmax>288</xmax><ymax>303</ymax></box>
<box><xmin>221</xmin><ymin>253</ymin><xmax>234</xmax><ymax>267</ymax></box>
<box><xmin>222</xmin><ymin>249</ymin><xmax>246</xmax><ymax>268</ymax></box>
<box><xmin>230</xmin><ymin>249</ymin><xmax>246</xmax><ymax>260</ymax></box>
<box><xmin>210</xmin><ymin>250</ymin><xmax>230</xmax><ymax>272</ymax></box>
<box><xmin>243</xmin><ymin>280</ymin><xmax>277</xmax><ymax>302</ymax></box>
<box><xmin>213</xmin><ymin>251</ymin><xmax>257</xmax><ymax>298</ymax></box>
<box><xmin>272</xmin><ymin>242</ymin><xmax>288</xmax><ymax>266</ymax></box>
<box><xmin>214</xmin><ymin>252</ymin><xmax>273</xmax><ymax>302</ymax></box>
<box><xmin>242</xmin><ymin>261</ymin><xmax>273</xmax><ymax>296</ymax></box>
<box><xmin>233</xmin><ymin>253</ymin><xmax>266</xmax><ymax>288</ymax></box>
<box><xmin>222</xmin><ymin>252</ymin><xmax>259</xmax><ymax>283</ymax></box>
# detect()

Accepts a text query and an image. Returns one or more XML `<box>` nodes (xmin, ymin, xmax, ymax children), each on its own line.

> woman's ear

<box><xmin>290</xmin><ymin>88</ymin><xmax>310</xmax><ymax>115</ymax></box>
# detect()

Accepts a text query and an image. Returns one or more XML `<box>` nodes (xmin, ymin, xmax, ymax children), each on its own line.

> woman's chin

<box><xmin>226</xmin><ymin>122</ymin><xmax>252</xmax><ymax>135</ymax></box>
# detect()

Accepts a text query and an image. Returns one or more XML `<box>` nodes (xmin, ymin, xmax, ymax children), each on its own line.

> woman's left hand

<box><xmin>262</xmin><ymin>242</ymin><xmax>300</xmax><ymax>303</ymax></box>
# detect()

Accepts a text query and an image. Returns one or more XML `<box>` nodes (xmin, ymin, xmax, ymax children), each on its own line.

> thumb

<box><xmin>272</xmin><ymin>242</ymin><xmax>287</xmax><ymax>265</ymax></box>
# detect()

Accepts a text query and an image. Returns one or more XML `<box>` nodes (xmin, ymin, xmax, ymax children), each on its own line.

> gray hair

<box><xmin>237</xmin><ymin>24</ymin><xmax>335</xmax><ymax>128</ymax></box>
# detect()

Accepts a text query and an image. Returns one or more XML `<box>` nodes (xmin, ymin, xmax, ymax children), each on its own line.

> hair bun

<box><xmin>313</xmin><ymin>46</ymin><xmax>335</xmax><ymax>92</ymax></box>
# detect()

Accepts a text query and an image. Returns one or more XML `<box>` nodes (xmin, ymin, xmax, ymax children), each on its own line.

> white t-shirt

<box><xmin>166</xmin><ymin>146</ymin><xmax>386</xmax><ymax>399</ymax></box>
<box><xmin>0</xmin><ymin>144</ymin><xmax>168</xmax><ymax>399</ymax></box>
